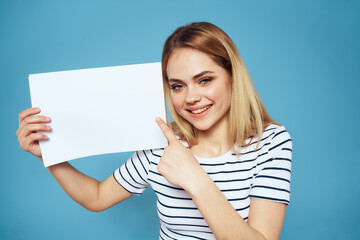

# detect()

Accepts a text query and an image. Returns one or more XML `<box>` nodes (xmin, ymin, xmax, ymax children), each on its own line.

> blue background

<box><xmin>1</xmin><ymin>0</ymin><xmax>359</xmax><ymax>239</ymax></box>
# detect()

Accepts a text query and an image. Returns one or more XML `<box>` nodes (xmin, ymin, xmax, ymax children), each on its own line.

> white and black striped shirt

<box><xmin>113</xmin><ymin>124</ymin><xmax>292</xmax><ymax>240</ymax></box>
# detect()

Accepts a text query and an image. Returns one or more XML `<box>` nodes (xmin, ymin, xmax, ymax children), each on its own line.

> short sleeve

<box><xmin>113</xmin><ymin>150</ymin><xmax>150</xmax><ymax>195</ymax></box>
<box><xmin>250</xmin><ymin>127</ymin><xmax>292</xmax><ymax>204</ymax></box>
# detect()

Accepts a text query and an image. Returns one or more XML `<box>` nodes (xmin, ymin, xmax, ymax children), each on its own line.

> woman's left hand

<box><xmin>155</xmin><ymin>118</ymin><xmax>206</xmax><ymax>191</ymax></box>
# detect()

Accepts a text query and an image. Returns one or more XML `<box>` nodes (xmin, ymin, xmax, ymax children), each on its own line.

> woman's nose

<box><xmin>185</xmin><ymin>89</ymin><xmax>201</xmax><ymax>104</ymax></box>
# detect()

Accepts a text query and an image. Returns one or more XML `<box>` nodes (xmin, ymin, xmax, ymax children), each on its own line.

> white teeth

<box><xmin>191</xmin><ymin>105</ymin><xmax>211</xmax><ymax>114</ymax></box>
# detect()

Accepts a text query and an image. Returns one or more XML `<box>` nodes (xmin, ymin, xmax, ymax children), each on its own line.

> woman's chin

<box><xmin>191</xmin><ymin>122</ymin><xmax>213</xmax><ymax>132</ymax></box>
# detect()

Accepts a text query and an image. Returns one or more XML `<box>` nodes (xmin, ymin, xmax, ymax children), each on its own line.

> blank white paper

<box><xmin>29</xmin><ymin>62</ymin><xmax>168</xmax><ymax>167</ymax></box>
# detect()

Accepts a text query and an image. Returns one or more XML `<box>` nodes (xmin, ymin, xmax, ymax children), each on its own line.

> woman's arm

<box><xmin>46</xmin><ymin>162</ymin><xmax>132</xmax><ymax>212</ymax></box>
<box><xmin>17</xmin><ymin>108</ymin><xmax>132</xmax><ymax>212</ymax></box>
<box><xmin>187</xmin><ymin>172</ymin><xmax>286</xmax><ymax>240</ymax></box>
<box><xmin>156</xmin><ymin>118</ymin><xmax>286</xmax><ymax>240</ymax></box>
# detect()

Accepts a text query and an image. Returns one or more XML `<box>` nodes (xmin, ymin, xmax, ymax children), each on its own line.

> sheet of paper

<box><xmin>29</xmin><ymin>62</ymin><xmax>168</xmax><ymax>167</ymax></box>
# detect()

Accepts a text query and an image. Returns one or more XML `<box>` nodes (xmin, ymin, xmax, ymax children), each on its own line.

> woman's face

<box><xmin>166</xmin><ymin>48</ymin><xmax>232</xmax><ymax>132</ymax></box>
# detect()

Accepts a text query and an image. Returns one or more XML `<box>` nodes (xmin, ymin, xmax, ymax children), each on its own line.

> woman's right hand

<box><xmin>16</xmin><ymin>107</ymin><xmax>51</xmax><ymax>160</ymax></box>
<box><xmin>16</xmin><ymin>107</ymin><xmax>133</xmax><ymax>211</ymax></box>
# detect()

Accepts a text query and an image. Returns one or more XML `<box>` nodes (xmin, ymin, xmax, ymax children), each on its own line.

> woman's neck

<box><xmin>190</xmin><ymin>116</ymin><xmax>232</xmax><ymax>158</ymax></box>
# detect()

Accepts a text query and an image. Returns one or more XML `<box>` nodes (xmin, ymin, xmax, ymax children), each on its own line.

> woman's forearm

<box><xmin>186</xmin><ymin>173</ymin><xmax>266</xmax><ymax>240</ymax></box>
<box><xmin>45</xmin><ymin>160</ymin><xmax>101</xmax><ymax>211</ymax></box>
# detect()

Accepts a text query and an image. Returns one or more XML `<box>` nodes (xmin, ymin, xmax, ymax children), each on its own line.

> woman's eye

<box><xmin>170</xmin><ymin>84</ymin><xmax>183</xmax><ymax>91</ymax></box>
<box><xmin>200</xmin><ymin>78</ymin><xmax>212</xmax><ymax>84</ymax></box>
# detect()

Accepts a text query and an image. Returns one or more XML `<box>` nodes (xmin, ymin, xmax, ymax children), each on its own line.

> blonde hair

<box><xmin>161</xmin><ymin>22</ymin><xmax>278</xmax><ymax>152</ymax></box>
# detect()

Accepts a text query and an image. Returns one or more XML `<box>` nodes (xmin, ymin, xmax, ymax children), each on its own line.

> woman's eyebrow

<box><xmin>168</xmin><ymin>79</ymin><xmax>183</xmax><ymax>83</ymax></box>
<box><xmin>168</xmin><ymin>71</ymin><xmax>215</xmax><ymax>83</ymax></box>
<box><xmin>193</xmin><ymin>70</ymin><xmax>214</xmax><ymax>80</ymax></box>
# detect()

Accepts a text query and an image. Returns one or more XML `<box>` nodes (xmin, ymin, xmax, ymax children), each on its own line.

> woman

<box><xmin>17</xmin><ymin>22</ymin><xmax>292</xmax><ymax>240</ymax></box>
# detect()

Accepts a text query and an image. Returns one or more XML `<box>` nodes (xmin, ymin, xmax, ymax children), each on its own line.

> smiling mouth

<box><xmin>188</xmin><ymin>105</ymin><xmax>212</xmax><ymax>114</ymax></box>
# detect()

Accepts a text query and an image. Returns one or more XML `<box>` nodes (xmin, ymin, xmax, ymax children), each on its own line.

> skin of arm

<box><xmin>46</xmin><ymin>161</ymin><xmax>133</xmax><ymax>212</ymax></box>
<box><xmin>156</xmin><ymin>118</ymin><xmax>286</xmax><ymax>240</ymax></box>
<box><xmin>187</xmin><ymin>172</ymin><xmax>286</xmax><ymax>240</ymax></box>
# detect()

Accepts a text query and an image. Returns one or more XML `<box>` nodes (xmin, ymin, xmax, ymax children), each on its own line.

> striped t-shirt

<box><xmin>113</xmin><ymin>124</ymin><xmax>292</xmax><ymax>240</ymax></box>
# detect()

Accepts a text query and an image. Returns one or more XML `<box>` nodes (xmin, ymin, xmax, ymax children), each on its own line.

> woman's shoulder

<box><xmin>239</xmin><ymin>123</ymin><xmax>292</xmax><ymax>154</ymax></box>
<box><xmin>243</xmin><ymin>123</ymin><xmax>290</xmax><ymax>144</ymax></box>
<box><xmin>264</xmin><ymin>123</ymin><xmax>292</xmax><ymax>143</ymax></box>
<box><xmin>264</xmin><ymin>123</ymin><xmax>291</xmax><ymax>141</ymax></box>
<box><xmin>262</xmin><ymin>123</ymin><xmax>292</xmax><ymax>157</ymax></box>
<box><xmin>136</xmin><ymin>148</ymin><xmax>164</xmax><ymax>163</ymax></box>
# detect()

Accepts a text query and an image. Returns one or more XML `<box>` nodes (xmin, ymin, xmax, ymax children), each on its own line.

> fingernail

<box><xmin>35</xmin><ymin>107</ymin><xmax>40</xmax><ymax>111</ymax></box>
<box><xmin>46</xmin><ymin>117</ymin><xmax>51</xmax><ymax>121</ymax></box>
